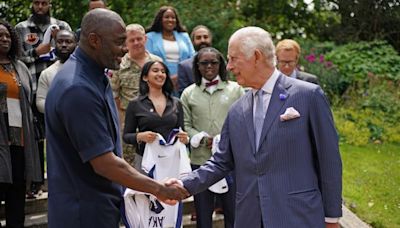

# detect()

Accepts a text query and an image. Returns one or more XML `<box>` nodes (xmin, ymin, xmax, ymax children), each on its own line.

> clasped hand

<box><xmin>156</xmin><ymin>178</ymin><xmax>190</xmax><ymax>205</ymax></box>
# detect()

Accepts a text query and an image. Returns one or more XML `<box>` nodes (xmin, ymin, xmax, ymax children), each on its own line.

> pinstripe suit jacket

<box><xmin>182</xmin><ymin>74</ymin><xmax>342</xmax><ymax>228</ymax></box>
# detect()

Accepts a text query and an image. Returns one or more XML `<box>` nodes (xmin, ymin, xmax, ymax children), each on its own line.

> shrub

<box><xmin>299</xmin><ymin>52</ymin><xmax>345</xmax><ymax>104</ymax></box>
<box><xmin>297</xmin><ymin>41</ymin><xmax>347</xmax><ymax>104</ymax></box>
<box><xmin>325</xmin><ymin>41</ymin><xmax>400</xmax><ymax>86</ymax></box>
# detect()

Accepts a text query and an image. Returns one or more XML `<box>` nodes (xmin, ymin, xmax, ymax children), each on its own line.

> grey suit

<box><xmin>182</xmin><ymin>74</ymin><xmax>342</xmax><ymax>228</ymax></box>
<box><xmin>296</xmin><ymin>70</ymin><xmax>319</xmax><ymax>84</ymax></box>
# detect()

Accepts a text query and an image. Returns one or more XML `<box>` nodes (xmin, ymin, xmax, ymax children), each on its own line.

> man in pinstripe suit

<box><xmin>175</xmin><ymin>26</ymin><xmax>342</xmax><ymax>228</ymax></box>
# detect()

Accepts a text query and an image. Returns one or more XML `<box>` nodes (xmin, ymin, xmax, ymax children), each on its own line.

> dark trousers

<box><xmin>0</xmin><ymin>146</ymin><xmax>26</xmax><ymax>228</ymax></box>
<box><xmin>191</xmin><ymin>164</ymin><xmax>235</xmax><ymax>228</ymax></box>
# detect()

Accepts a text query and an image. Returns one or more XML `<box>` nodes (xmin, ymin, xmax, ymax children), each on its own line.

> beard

<box><xmin>55</xmin><ymin>49</ymin><xmax>72</xmax><ymax>63</ymax></box>
<box><xmin>195</xmin><ymin>43</ymin><xmax>211</xmax><ymax>51</ymax></box>
<box><xmin>31</xmin><ymin>7</ymin><xmax>51</xmax><ymax>25</ymax></box>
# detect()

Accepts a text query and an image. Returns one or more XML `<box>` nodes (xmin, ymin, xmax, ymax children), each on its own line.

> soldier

<box><xmin>110</xmin><ymin>24</ymin><xmax>161</xmax><ymax>165</ymax></box>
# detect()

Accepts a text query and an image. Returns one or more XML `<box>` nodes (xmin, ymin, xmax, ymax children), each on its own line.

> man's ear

<box><xmin>254</xmin><ymin>49</ymin><xmax>263</xmax><ymax>65</ymax></box>
<box><xmin>87</xmin><ymin>32</ymin><xmax>101</xmax><ymax>49</ymax></box>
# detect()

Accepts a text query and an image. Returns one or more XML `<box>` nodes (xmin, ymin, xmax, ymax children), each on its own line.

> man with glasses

<box><xmin>15</xmin><ymin>0</ymin><xmax>71</xmax><ymax>198</ymax></box>
<box><xmin>276</xmin><ymin>39</ymin><xmax>319</xmax><ymax>84</ymax></box>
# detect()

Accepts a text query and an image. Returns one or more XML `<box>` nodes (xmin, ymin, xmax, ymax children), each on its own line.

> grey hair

<box><xmin>229</xmin><ymin>26</ymin><xmax>276</xmax><ymax>67</ymax></box>
<box><xmin>126</xmin><ymin>23</ymin><xmax>145</xmax><ymax>34</ymax></box>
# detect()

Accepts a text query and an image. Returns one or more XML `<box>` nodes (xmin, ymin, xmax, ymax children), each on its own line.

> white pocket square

<box><xmin>280</xmin><ymin>107</ymin><xmax>300</xmax><ymax>121</ymax></box>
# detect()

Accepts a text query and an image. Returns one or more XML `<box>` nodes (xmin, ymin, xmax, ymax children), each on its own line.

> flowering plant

<box><xmin>299</xmin><ymin>52</ymin><xmax>344</xmax><ymax>103</ymax></box>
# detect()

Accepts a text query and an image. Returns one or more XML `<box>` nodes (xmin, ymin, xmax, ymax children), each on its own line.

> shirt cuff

<box><xmin>325</xmin><ymin>217</ymin><xmax>340</xmax><ymax>223</ymax></box>
<box><xmin>177</xmin><ymin>180</ymin><xmax>184</xmax><ymax>187</ymax></box>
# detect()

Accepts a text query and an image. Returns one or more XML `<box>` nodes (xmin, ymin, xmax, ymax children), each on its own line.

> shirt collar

<box><xmin>120</xmin><ymin>51</ymin><xmax>153</xmax><ymax>69</ymax></box>
<box><xmin>74</xmin><ymin>47</ymin><xmax>105</xmax><ymax>80</ymax></box>
<box><xmin>201</xmin><ymin>75</ymin><xmax>221</xmax><ymax>87</ymax></box>
<box><xmin>290</xmin><ymin>70</ymin><xmax>297</xmax><ymax>78</ymax></box>
<box><xmin>252</xmin><ymin>68</ymin><xmax>280</xmax><ymax>95</ymax></box>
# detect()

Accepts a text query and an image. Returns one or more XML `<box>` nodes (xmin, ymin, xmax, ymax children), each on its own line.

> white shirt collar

<box><xmin>290</xmin><ymin>69</ymin><xmax>297</xmax><ymax>78</ymax></box>
<box><xmin>252</xmin><ymin>68</ymin><xmax>280</xmax><ymax>95</ymax></box>
<box><xmin>201</xmin><ymin>75</ymin><xmax>221</xmax><ymax>87</ymax></box>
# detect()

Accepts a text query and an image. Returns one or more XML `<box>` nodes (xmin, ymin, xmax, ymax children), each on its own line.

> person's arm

<box><xmin>123</xmin><ymin>100</ymin><xmax>157</xmax><ymax>145</ymax></box>
<box><xmin>181</xmin><ymin>111</ymin><xmax>235</xmax><ymax>195</ymax></box>
<box><xmin>123</xmin><ymin>101</ymin><xmax>140</xmax><ymax>145</ymax></box>
<box><xmin>15</xmin><ymin>25</ymin><xmax>43</xmax><ymax>64</ymax></box>
<box><xmin>177</xmin><ymin>61</ymin><xmax>190</xmax><ymax>95</ymax></box>
<box><xmin>309</xmin><ymin>86</ymin><xmax>342</xmax><ymax>220</ymax></box>
<box><xmin>180</xmin><ymin>89</ymin><xmax>201</xmax><ymax>138</ymax></box>
<box><xmin>175</xmin><ymin>99</ymin><xmax>189</xmax><ymax>144</ymax></box>
<box><xmin>36</xmin><ymin>71</ymin><xmax>48</xmax><ymax>113</ymax></box>
<box><xmin>59</xmin><ymin>85</ymin><xmax>186</xmax><ymax>202</ymax></box>
<box><xmin>90</xmin><ymin>151</ymin><xmax>188</xmax><ymax>203</ymax></box>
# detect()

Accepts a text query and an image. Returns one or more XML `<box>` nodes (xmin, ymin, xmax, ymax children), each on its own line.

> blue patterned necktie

<box><xmin>254</xmin><ymin>90</ymin><xmax>264</xmax><ymax>151</ymax></box>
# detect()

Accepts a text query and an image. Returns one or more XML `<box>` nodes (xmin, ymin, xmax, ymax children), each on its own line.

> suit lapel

<box><xmin>242</xmin><ymin>92</ymin><xmax>256</xmax><ymax>154</ymax></box>
<box><xmin>258</xmin><ymin>74</ymin><xmax>291</xmax><ymax>151</ymax></box>
<box><xmin>155</xmin><ymin>33</ymin><xmax>167</xmax><ymax>60</ymax></box>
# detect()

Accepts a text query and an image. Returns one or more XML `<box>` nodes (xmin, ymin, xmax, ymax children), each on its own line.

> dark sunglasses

<box><xmin>198</xmin><ymin>61</ymin><xmax>220</xmax><ymax>66</ymax></box>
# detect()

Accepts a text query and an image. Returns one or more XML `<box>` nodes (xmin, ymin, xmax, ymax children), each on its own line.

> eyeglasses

<box><xmin>198</xmin><ymin>61</ymin><xmax>220</xmax><ymax>67</ymax></box>
<box><xmin>277</xmin><ymin>60</ymin><xmax>297</xmax><ymax>67</ymax></box>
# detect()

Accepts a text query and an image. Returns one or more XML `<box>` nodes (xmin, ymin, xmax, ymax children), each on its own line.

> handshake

<box><xmin>155</xmin><ymin>178</ymin><xmax>190</xmax><ymax>205</ymax></box>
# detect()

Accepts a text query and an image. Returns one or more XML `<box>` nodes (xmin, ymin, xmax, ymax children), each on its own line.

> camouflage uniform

<box><xmin>111</xmin><ymin>51</ymin><xmax>161</xmax><ymax>165</ymax></box>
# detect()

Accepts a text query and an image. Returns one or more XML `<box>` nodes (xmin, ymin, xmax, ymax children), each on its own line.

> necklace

<box><xmin>1</xmin><ymin>63</ymin><xmax>21</xmax><ymax>87</ymax></box>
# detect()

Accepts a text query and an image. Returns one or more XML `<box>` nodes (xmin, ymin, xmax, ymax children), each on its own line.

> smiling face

<box><xmin>144</xmin><ymin>62</ymin><xmax>167</xmax><ymax>90</ymax></box>
<box><xmin>0</xmin><ymin>25</ymin><xmax>11</xmax><ymax>57</ymax></box>
<box><xmin>162</xmin><ymin>9</ymin><xmax>177</xmax><ymax>32</ymax></box>
<box><xmin>97</xmin><ymin>21</ymin><xmax>127</xmax><ymax>70</ymax></box>
<box><xmin>197</xmin><ymin>51</ymin><xmax>220</xmax><ymax>81</ymax></box>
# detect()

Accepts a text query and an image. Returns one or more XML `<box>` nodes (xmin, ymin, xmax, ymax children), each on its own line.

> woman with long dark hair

<box><xmin>123</xmin><ymin>60</ymin><xmax>190</xmax><ymax>227</ymax></box>
<box><xmin>123</xmin><ymin>60</ymin><xmax>189</xmax><ymax>169</ymax></box>
<box><xmin>0</xmin><ymin>19</ymin><xmax>41</xmax><ymax>228</ymax></box>
<box><xmin>146</xmin><ymin>6</ymin><xmax>195</xmax><ymax>95</ymax></box>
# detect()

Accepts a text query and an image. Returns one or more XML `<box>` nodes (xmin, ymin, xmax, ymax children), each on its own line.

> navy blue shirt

<box><xmin>45</xmin><ymin>47</ymin><xmax>123</xmax><ymax>228</ymax></box>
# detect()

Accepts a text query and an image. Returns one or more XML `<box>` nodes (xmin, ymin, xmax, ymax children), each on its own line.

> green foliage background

<box><xmin>1</xmin><ymin>1</ymin><xmax>400</xmax><ymax>227</ymax></box>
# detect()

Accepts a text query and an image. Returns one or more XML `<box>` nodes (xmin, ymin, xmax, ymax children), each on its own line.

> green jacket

<box><xmin>181</xmin><ymin>80</ymin><xmax>244</xmax><ymax>165</ymax></box>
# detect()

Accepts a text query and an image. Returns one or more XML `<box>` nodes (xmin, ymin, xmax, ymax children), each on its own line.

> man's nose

<box><xmin>226</xmin><ymin>62</ymin><xmax>232</xmax><ymax>71</ymax></box>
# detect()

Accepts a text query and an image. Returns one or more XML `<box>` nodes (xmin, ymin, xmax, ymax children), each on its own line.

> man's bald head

<box><xmin>79</xmin><ymin>8</ymin><xmax>127</xmax><ymax>70</ymax></box>
<box><xmin>80</xmin><ymin>8</ymin><xmax>124</xmax><ymax>44</ymax></box>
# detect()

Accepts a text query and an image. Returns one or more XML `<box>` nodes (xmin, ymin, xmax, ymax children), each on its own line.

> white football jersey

<box><xmin>124</xmin><ymin>130</ymin><xmax>191</xmax><ymax>228</ymax></box>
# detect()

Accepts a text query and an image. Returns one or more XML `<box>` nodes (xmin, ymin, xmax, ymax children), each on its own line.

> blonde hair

<box><xmin>276</xmin><ymin>39</ymin><xmax>301</xmax><ymax>60</ymax></box>
<box><xmin>126</xmin><ymin>23</ymin><xmax>145</xmax><ymax>34</ymax></box>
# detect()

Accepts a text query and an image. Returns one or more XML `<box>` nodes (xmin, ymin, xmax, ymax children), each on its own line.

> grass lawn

<box><xmin>341</xmin><ymin>143</ymin><xmax>400</xmax><ymax>228</ymax></box>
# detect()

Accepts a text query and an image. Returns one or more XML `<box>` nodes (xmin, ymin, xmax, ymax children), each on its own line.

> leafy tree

<box><xmin>238</xmin><ymin>0</ymin><xmax>340</xmax><ymax>40</ymax></box>
<box><xmin>331</xmin><ymin>0</ymin><xmax>400</xmax><ymax>52</ymax></box>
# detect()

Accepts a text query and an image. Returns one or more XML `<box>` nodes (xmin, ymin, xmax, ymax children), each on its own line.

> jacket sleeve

<box><xmin>36</xmin><ymin>71</ymin><xmax>49</xmax><ymax>113</ymax></box>
<box><xmin>177</xmin><ymin>61</ymin><xmax>190</xmax><ymax>95</ymax></box>
<box><xmin>309</xmin><ymin>86</ymin><xmax>342</xmax><ymax>218</ymax></box>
